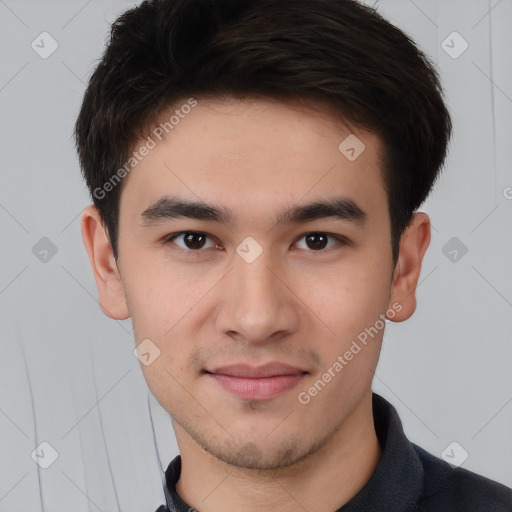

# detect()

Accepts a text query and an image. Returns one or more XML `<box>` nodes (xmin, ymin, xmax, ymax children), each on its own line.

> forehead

<box><xmin>119</xmin><ymin>97</ymin><xmax>388</xmax><ymax>226</ymax></box>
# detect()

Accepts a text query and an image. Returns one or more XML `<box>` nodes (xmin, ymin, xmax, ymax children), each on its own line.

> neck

<box><xmin>174</xmin><ymin>392</ymin><xmax>381</xmax><ymax>512</ymax></box>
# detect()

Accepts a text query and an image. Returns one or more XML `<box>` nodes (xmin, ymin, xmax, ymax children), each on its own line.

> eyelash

<box><xmin>161</xmin><ymin>231</ymin><xmax>350</xmax><ymax>255</ymax></box>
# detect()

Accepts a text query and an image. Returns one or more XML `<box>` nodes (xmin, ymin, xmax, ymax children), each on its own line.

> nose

<box><xmin>215</xmin><ymin>249</ymin><xmax>300</xmax><ymax>345</ymax></box>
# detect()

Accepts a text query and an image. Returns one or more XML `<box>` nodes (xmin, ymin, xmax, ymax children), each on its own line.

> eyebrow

<box><xmin>140</xmin><ymin>195</ymin><xmax>367</xmax><ymax>228</ymax></box>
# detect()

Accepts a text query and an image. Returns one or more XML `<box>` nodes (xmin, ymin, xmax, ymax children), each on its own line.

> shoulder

<box><xmin>413</xmin><ymin>443</ymin><xmax>512</xmax><ymax>512</ymax></box>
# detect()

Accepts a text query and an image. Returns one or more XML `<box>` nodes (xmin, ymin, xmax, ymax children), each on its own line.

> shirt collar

<box><xmin>161</xmin><ymin>454</ymin><xmax>189</xmax><ymax>512</ymax></box>
<box><xmin>161</xmin><ymin>393</ymin><xmax>424</xmax><ymax>512</ymax></box>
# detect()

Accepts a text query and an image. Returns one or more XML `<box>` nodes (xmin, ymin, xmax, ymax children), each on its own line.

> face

<box><xmin>82</xmin><ymin>97</ymin><xmax>429</xmax><ymax>471</ymax></box>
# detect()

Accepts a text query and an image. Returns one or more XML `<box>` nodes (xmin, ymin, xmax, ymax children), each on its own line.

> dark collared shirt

<box><xmin>154</xmin><ymin>393</ymin><xmax>512</xmax><ymax>511</ymax></box>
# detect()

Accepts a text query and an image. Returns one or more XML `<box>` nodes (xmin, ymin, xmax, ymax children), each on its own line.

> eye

<box><xmin>162</xmin><ymin>230</ymin><xmax>349</xmax><ymax>254</ymax></box>
<box><xmin>294</xmin><ymin>232</ymin><xmax>348</xmax><ymax>251</ymax></box>
<box><xmin>163</xmin><ymin>231</ymin><xmax>219</xmax><ymax>252</ymax></box>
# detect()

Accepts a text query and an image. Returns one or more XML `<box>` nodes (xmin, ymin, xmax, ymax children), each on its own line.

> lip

<box><xmin>206</xmin><ymin>362</ymin><xmax>307</xmax><ymax>378</ymax></box>
<box><xmin>204</xmin><ymin>362</ymin><xmax>307</xmax><ymax>401</ymax></box>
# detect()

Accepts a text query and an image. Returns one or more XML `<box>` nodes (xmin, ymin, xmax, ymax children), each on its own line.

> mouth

<box><xmin>203</xmin><ymin>362</ymin><xmax>308</xmax><ymax>401</ymax></box>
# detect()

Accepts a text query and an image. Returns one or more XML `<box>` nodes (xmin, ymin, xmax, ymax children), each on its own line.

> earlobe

<box><xmin>80</xmin><ymin>205</ymin><xmax>130</xmax><ymax>320</ymax></box>
<box><xmin>387</xmin><ymin>212</ymin><xmax>431</xmax><ymax>322</ymax></box>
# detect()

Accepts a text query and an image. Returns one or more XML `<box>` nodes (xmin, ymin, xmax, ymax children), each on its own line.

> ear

<box><xmin>387</xmin><ymin>212</ymin><xmax>431</xmax><ymax>322</ymax></box>
<box><xmin>81</xmin><ymin>205</ymin><xmax>130</xmax><ymax>320</ymax></box>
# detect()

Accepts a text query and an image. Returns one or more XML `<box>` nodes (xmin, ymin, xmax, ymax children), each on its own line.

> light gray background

<box><xmin>1</xmin><ymin>0</ymin><xmax>511</xmax><ymax>511</ymax></box>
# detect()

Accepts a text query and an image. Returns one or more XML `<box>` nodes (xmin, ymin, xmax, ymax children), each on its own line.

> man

<box><xmin>75</xmin><ymin>0</ymin><xmax>512</xmax><ymax>510</ymax></box>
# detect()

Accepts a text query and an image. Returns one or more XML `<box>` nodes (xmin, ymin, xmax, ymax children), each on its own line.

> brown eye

<box><xmin>305</xmin><ymin>232</ymin><xmax>328</xmax><ymax>250</ymax></box>
<box><xmin>182</xmin><ymin>232</ymin><xmax>207</xmax><ymax>250</ymax></box>
<box><xmin>295</xmin><ymin>232</ymin><xmax>347</xmax><ymax>251</ymax></box>
<box><xmin>165</xmin><ymin>231</ymin><xmax>216</xmax><ymax>251</ymax></box>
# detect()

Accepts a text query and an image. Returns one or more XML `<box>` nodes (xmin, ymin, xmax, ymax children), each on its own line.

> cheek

<box><xmin>304</xmin><ymin>267</ymin><xmax>387</xmax><ymax>402</ymax></box>
<box><xmin>121</xmin><ymin>250</ymin><xmax>196</xmax><ymax>336</ymax></box>
<box><xmin>299</xmin><ymin>256</ymin><xmax>391</xmax><ymax>339</ymax></box>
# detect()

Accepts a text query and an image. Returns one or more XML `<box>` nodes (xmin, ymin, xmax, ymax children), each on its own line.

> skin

<box><xmin>81</xmin><ymin>97</ymin><xmax>430</xmax><ymax>512</ymax></box>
